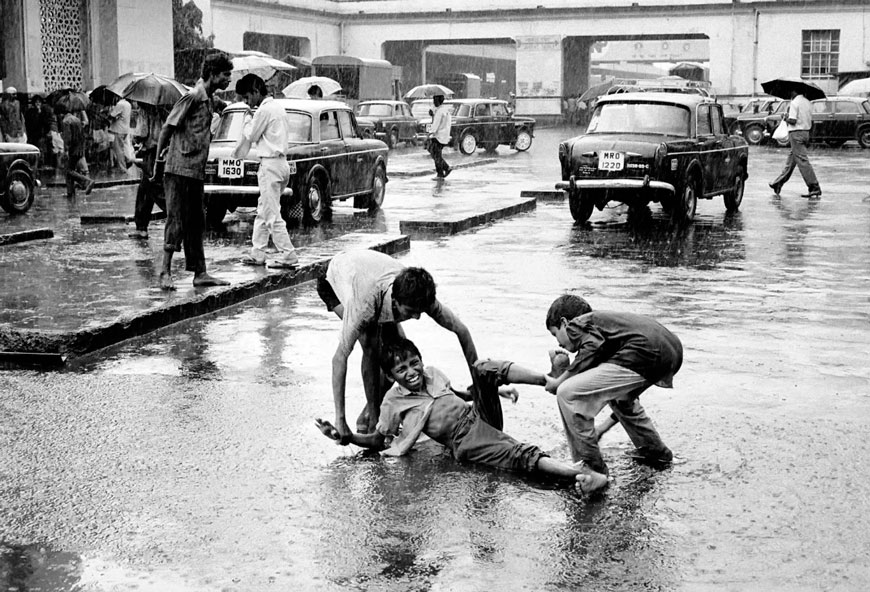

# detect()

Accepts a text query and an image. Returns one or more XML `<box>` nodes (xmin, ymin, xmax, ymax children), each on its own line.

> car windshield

<box><xmin>213</xmin><ymin>110</ymin><xmax>312</xmax><ymax>143</ymax></box>
<box><xmin>586</xmin><ymin>102</ymin><xmax>691</xmax><ymax>137</ymax></box>
<box><xmin>358</xmin><ymin>103</ymin><xmax>392</xmax><ymax>117</ymax></box>
<box><xmin>452</xmin><ymin>104</ymin><xmax>470</xmax><ymax>117</ymax></box>
<box><xmin>411</xmin><ymin>102</ymin><xmax>433</xmax><ymax>118</ymax></box>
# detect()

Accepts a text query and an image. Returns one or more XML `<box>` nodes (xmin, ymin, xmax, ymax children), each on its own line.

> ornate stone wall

<box><xmin>39</xmin><ymin>0</ymin><xmax>84</xmax><ymax>91</ymax></box>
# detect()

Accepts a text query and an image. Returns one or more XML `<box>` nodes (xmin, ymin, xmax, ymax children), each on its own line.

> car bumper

<box><xmin>204</xmin><ymin>185</ymin><xmax>293</xmax><ymax>197</ymax></box>
<box><xmin>555</xmin><ymin>176</ymin><xmax>675</xmax><ymax>194</ymax></box>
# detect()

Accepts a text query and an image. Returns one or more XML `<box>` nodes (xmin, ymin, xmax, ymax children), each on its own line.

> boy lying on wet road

<box><xmin>316</xmin><ymin>337</ymin><xmax>609</xmax><ymax>494</ymax></box>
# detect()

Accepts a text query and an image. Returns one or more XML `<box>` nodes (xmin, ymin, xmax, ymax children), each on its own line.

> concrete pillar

<box><xmin>514</xmin><ymin>35</ymin><xmax>562</xmax><ymax>117</ymax></box>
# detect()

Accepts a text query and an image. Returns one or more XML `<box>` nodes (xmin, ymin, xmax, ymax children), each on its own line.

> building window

<box><xmin>801</xmin><ymin>30</ymin><xmax>839</xmax><ymax>79</ymax></box>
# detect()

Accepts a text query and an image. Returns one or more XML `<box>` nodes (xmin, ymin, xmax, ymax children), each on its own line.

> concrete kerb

<box><xmin>400</xmin><ymin>197</ymin><xmax>537</xmax><ymax>237</ymax></box>
<box><xmin>80</xmin><ymin>211</ymin><xmax>167</xmax><ymax>225</ymax></box>
<box><xmin>520</xmin><ymin>189</ymin><xmax>565</xmax><ymax>202</ymax></box>
<box><xmin>390</xmin><ymin>158</ymin><xmax>497</xmax><ymax>178</ymax></box>
<box><xmin>0</xmin><ymin>228</ymin><xmax>54</xmax><ymax>246</ymax></box>
<box><xmin>0</xmin><ymin>235</ymin><xmax>410</xmax><ymax>365</ymax></box>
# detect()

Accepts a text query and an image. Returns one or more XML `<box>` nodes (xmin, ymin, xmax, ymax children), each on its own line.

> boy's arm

<box><xmin>315</xmin><ymin>418</ymin><xmax>387</xmax><ymax>449</ymax></box>
<box><xmin>427</xmin><ymin>300</ymin><xmax>479</xmax><ymax>371</ymax></box>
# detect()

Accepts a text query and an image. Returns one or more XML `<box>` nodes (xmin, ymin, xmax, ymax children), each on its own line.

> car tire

<box><xmin>303</xmin><ymin>175</ymin><xmax>330</xmax><ymax>224</ymax></box>
<box><xmin>858</xmin><ymin>126</ymin><xmax>870</xmax><ymax>149</ymax></box>
<box><xmin>744</xmin><ymin>124</ymin><xmax>765</xmax><ymax>145</ymax></box>
<box><xmin>724</xmin><ymin>164</ymin><xmax>745</xmax><ymax>212</ymax></box>
<box><xmin>568</xmin><ymin>189</ymin><xmax>594</xmax><ymax>223</ymax></box>
<box><xmin>675</xmin><ymin>174</ymin><xmax>698</xmax><ymax>223</ymax></box>
<box><xmin>459</xmin><ymin>131</ymin><xmax>477</xmax><ymax>155</ymax></box>
<box><xmin>205</xmin><ymin>197</ymin><xmax>227</xmax><ymax>229</ymax></box>
<box><xmin>354</xmin><ymin>165</ymin><xmax>387</xmax><ymax>211</ymax></box>
<box><xmin>388</xmin><ymin>128</ymin><xmax>399</xmax><ymax>149</ymax></box>
<box><xmin>1</xmin><ymin>168</ymin><xmax>36</xmax><ymax>214</ymax></box>
<box><xmin>514</xmin><ymin>129</ymin><xmax>533</xmax><ymax>152</ymax></box>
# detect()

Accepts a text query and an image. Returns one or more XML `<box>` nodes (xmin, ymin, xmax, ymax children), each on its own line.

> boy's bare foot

<box><xmin>573</xmin><ymin>461</ymin><xmax>609</xmax><ymax>494</ymax></box>
<box><xmin>192</xmin><ymin>273</ymin><xmax>230</xmax><ymax>287</ymax></box>
<box><xmin>159</xmin><ymin>272</ymin><xmax>176</xmax><ymax>291</ymax></box>
<box><xmin>315</xmin><ymin>418</ymin><xmax>341</xmax><ymax>441</ymax></box>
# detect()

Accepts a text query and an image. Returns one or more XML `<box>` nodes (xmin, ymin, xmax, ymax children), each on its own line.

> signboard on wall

<box><xmin>515</xmin><ymin>35</ymin><xmax>561</xmax><ymax>97</ymax></box>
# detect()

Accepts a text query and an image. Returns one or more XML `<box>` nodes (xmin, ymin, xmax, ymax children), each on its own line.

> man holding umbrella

<box><xmin>428</xmin><ymin>93</ymin><xmax>452</xmax><ymax>179</ymax></box>
<box><xmin>153</xmin><ymin>51</ymin><xmax>234</xmax><ymax>291</ymax></box>
<box><xmin>766</xmin><ymin>80</ymin><xmax>822</xmax><ymax>198</ymax></box>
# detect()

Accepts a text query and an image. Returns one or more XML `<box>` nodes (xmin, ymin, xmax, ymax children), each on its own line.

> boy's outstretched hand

<box><xmin>315</xmin><ymin>418</ymin><xmax>345</xmax><ymax>443</ymax></box>
<box><xmin>498</xmin><ymin>386</ymin><xmax>519</xmax><ymax>404</ymax></box>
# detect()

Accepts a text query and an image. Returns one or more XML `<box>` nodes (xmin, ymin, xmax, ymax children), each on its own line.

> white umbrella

<box><xmin>839</xmin><ymin>77</ymin><xmax>870</xmax><ymax>97</ymax></box>
<box><xmin>231</xmin><ymin>52</ymin><xmax>297</xmax><ymax>84</ymax></box>
<box><xmin>403</xmin><ymin>83</ymin><xmax>454</xmax><ymax>100</ymax></box>
<box><xmin>281</xmin><ymin>76</ymin><xmax>342</xmax><ymax>98</ymax></box>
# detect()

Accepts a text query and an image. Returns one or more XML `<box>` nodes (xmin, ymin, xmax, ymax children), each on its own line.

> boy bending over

<box><xmin>545</xmin><ymin>295</ymin><xmax>683</xmax><ymax>491</ymax></box>
<box><xmin>316</xmin><ymin>337</ymin><xmax>608</xmax><ymax>494</ymax></box>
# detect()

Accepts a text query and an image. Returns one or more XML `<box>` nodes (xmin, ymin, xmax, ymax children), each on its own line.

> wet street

<box><xmin>2</xmin><ymin>128</ymin><xmax>870</xmax><ymax>591</ymax></box>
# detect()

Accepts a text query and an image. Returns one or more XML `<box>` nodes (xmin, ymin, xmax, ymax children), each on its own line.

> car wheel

<box><xmin>303</xmin><ymin>176</ymin><xmax>330</xmax><ymax>224</ymax></box>
<box><xmin>858</xmin><ymin>126</ymin><xmax>870</xmax><ymax>149</ymax></box>
<box><xmin>388</xmin><ymin>129</ymin><xmax>400</xmax><ymax>149</ymax></box>
<box><xmin>514</xmin><ymin>129</ymin><xmax>533</xmax><ymax>152</ymax></box>
<box><xmin>1</xmin><ymin>169</ymin><xmax>36</xmax><ymax>214</ymax></box>
<box><xmin>744</xmin><ymin>124</ymin><xmax>764</xmax><ymax>145</ymax></box>
<box><xmin>205</xmin><ymin>197</ymin><xmax>227</xmax><ymax>229</ymax></box>
<box><xmin>355</xmin><ymin>165</ymin><xmax>387</xmax><ymax>211</ymax></box>
<box><xmin>724</xmin><ymin>164</ymin><xmax>745</xmax><ymax>212</ymax></box>
<box><xmin>459</xmin><ymin>131</ymin><xmax>477</xmax><ymax>155</ymax></box>
<box><xmin>568</xmin><ymin>189</ymin><xmax>594</xmax><ymax>223</ymax></box>
<box><xmin>675</xmin><ymin>174</ymin><xmax>698</xmax><ymax>223</ymax></box>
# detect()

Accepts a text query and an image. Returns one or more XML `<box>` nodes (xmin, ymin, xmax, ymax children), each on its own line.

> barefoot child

<box><xmin>316</xmin><ymin>337</ymin><xmax>608</xmax><ymax>493</ymax></box>
<box><xmin>544</xmin><ymin>295</ymin><xmax>683</xmax><ymax>491</ymax></box>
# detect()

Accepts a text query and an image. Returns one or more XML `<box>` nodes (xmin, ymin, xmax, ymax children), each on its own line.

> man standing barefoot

<box><xmin>153</xmin><ymin>52</ymin><xmax>233</xmax><ymax>291</ymax></box>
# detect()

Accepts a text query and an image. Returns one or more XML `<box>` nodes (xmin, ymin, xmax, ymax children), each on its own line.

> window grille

<box><xmin>801</xmin><ymin>30</ymin><xmax>839</xmax><ymax>79</ymax></box>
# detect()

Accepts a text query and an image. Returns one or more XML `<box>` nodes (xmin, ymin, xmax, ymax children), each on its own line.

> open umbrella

<box><xmin>231</xmin><ymin>51</ymin><xmax>297</xmax><ymax>84</ymax></box>
<box><xmin>403</xmin><ymin>83</ymin><xmax>454</xmax><ymax>100</ymax></box>
<box><xmin>838</xmin><ymin>77</ymin><xmax>870</xmax><ymax>97</ymax></box>
<box><xmin>761</xmin><ymin>77</ymin><xmax>826</xmax><ymax>101</ymax></box>
<box><xmin>107</xmin><ymin>72</ymin><xmax>189</xmax><ymax>106</ymax></box>
<box><xmin>47</xmin><ymin>88</ymin><xmax>90</xmax><ymax>113</ymax></box>
<box><xmin>88</xmin><ymin>85</ymin><xmax>118</xmax><ymax>105</ymax></box>
<box><xmin>282</xmin><ymin>76</ymin><xmax>342</xmax><ymax>98</ymax></box>
<box><xmin>578</xmin><ymin>78</ymin><xmax>616</xmax><ymax>103</ymax></box>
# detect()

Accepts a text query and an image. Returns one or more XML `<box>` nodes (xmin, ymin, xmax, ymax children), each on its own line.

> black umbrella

<box><xmin>761</xmin><ymin>77</ymin><xmax>826</xmax><ymax>101</ymax></box>
<box><xmin>89</xmin><ymin>85</ymin><xmax>119</xmax><ymax>105</ymax></box>
<box><xmin>47</xmin><ymin>88</ymin><xmax>90</xmax><ymax>113</ymax></box>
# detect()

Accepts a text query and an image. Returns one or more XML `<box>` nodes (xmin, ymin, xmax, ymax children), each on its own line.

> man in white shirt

<box><xmin>769</xmin><ymin>89</ymin><xmax>821</xmax><ymax>198</ymax></box>
<box><xmin>428</xmin><ymin>93</ymin><xmax>452</xmax><ymax>178</ymax></box>
<box><xmin>232</xmin><ymin>74</ymin><xmax>299</xmax><ymax>268</ymax></box>
<box><xmin>109</xmin><ymin>96</ymin><xmax>132</xmax><ymax>171</ymax></box>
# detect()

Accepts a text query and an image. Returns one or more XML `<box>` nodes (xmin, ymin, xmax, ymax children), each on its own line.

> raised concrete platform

<box><xmin>390</xmin><ymin>158</ymin><xmax>497</xmax><ymax>178</ymax></box>
<box><xmin>0</xmin><ymin>235</ymin><xmax>409</xmax><ymax>363</ymax></box>
<box><xmin>0</xmin><ymin>228</ymin><xmax>54</xmax><ymax>246</ymax></box>
<box><xmin>399</xmin><ymin>197</ymin><xmax>537</xmax><ymax>236</ymax></box>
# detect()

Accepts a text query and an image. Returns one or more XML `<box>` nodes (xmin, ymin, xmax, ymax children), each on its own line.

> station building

<box><xmin>1</xmin><ymin>0</ymin><xmax>868</xmax><ymax>117</ymax></box>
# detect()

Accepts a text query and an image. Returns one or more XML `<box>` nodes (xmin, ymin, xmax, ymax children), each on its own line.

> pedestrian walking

<box><xmin>544</xmin><ymin>294</ymin><xmax>682</xmax><ymax>493</ymax></box>
<box><xmin>59</xmin><ymin>108</ymin><xmax>95</xmax><ymax>198</ymax></box>
<box><xmin>128</xmin><ymin>103</ymin><xmax>168</xmax><ymax>239</ymax></box>
<box><xmin>769</xmin><ymin>89</ymin><xmax>822</xmax><ymax>198</ymax></box>
<box><xmin>24</xmin><ymin>94</ymin><xmax>54</xmax><ymax>163</ymax></box>
<box><xmin>232</xmin><ymin>73</ymin><xmax>299</xmax><ymax>269</ymax></box>
<box><xmin>427</xmin><ymin>93</ymin><xmax>452</xmax><ymax>178</ymax></box>
<box><xmin>108</xmin><ymin>95</ymin><xmax>133</xmax><ymax>171</ymax></box>
<box><xmin>316</xmin><ymin>249</ymin><xmax>479</xmax><ymax>441</ymax></box>
<box><xmin>153</xmin><ymin>51</ymin><xmax>233</xmax><ymax>291</ymax></box>
<box><xmin>0</xmin><ymin>87</ymin><xmax>26</xmax><ymax>143</ymax></box>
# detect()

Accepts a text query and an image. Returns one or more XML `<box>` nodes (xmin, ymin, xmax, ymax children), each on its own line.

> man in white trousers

<box><xmin>233</xmin><ymin>73</ymin><xmax>299</xmax><ymax>269</ymax></box>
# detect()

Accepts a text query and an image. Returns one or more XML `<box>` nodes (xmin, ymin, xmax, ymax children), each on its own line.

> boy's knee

<box><xmin>473</xmin><ymin>359</ymin><xmax>513</xmax><ymax>384</ymax></box>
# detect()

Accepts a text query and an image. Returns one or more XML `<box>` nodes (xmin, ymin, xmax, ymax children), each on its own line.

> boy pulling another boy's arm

<box><xmin>544</xmin><ymin>295</ymin><xmax>682</xmax><ymax>486</ymax></box>
<box><xmin>316</xmin><ymin>338</ymin><xmax>609</xmax><ymax>494</ymax></box>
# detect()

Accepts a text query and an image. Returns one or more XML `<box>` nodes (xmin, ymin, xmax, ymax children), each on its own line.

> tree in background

<box><xmin>173</xmin><ymin>0</ymin><xmax>215</xmax><ymax>85</ymax></box>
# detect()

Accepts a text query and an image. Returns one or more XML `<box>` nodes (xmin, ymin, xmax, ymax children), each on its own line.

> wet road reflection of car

<box><xmin>203</xmin><ymin>99</ymin><xmax>389</xmax><ymax>226</ymax></box>
<box><xmin>0</xmin><ymin>142</ymin><xmax>40</xmax><ymax>215</ymax></box>
<box><xmin>557</xmin><ymin>92</ymin><xmax>749</xmax><ymax>224</ymax></box>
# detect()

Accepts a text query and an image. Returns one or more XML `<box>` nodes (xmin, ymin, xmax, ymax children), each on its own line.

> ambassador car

<box><xmin>416</xmin><ymin>98</ymin><xmax>535</xmax><ymax>154</ymax></box>
<box><xmin>355</xmin><ymin>100</ymin><xmax>418</xmax><ymax>148</ymax></box>
<box><xmin>204</xmin><ymin>99</ymin><xmax>389</xmax><ymax>226</ymax></box>
<box><xmin>1</xmin><ymin>141</ymin><xmax>40</xmax><ymax>215</ymax></box>
<box><xmin>764</xmin><ymin>96</ymin><xmax>870</xmax><ymax>148</ymax></box>
<box><xmin>556</xmin><ymin>92</ymin><xmax>749</xmax><ymax>224</ymax></box>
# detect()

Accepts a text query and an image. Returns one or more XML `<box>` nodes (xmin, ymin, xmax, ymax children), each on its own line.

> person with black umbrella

<box><xmin>768</xmin><ymin>87</ymin><xmax>822</xmax><ymax>198</ymax></box>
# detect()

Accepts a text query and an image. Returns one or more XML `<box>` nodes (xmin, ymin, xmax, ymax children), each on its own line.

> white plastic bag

<box><xmin>772</xmin><ymin>119</ymin><xmax>789</xmax><ymax>142</ymax></box>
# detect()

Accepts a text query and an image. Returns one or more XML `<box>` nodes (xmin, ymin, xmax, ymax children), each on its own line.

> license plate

<box><xmin>218</xmin><ymin>158</ymin><xmax>243</xmax><ymax>179</ymax></box>
<box><xmin>598</xmin><ymin>151</ymin><xmax>624</xmax><ymax>171</ymax></box>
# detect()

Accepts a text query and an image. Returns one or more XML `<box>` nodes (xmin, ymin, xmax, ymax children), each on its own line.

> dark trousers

<box><xmin>133</xmin><ymin>148</ymin><xmax>164</xmax><ymax>231</ymax></box>
<box><xmin>64</xmin><ymin>154</ymin><xmax>91</xmax><ymax>198</ymax></box>
<box><xmin>163</xmin><ymin>172</ymin><xmax>206</xmax><ymax>274</ymax></box>
<box><xmin>428</xmin><ymin>139</ymin><xmax>449</xmax><ymax>176</ymax></box>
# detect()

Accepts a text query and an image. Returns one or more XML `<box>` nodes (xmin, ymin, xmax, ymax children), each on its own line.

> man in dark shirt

<box><xmin>153</xmin><ymin>52</ymin><xmax>233</xmax><ymax>290</ymax></box>
<box><xmin>544</xmin><ymin>294</ymin><xmax>683</xmax><ymax>487</ymax></box>
<box><xmin>60</xmin><ymin>109</ymin><xmax>95</xmax><ymax>198</ymax></box>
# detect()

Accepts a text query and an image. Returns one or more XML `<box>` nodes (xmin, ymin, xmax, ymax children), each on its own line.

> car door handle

<box><xmin>320</xmin><ymin>147</ymin><xmax>329</xmax><ymax>152</ymax></box>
